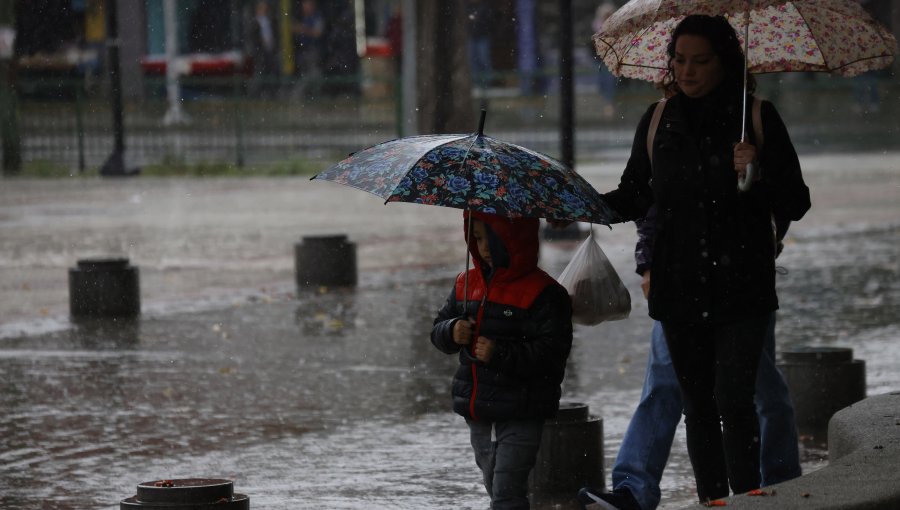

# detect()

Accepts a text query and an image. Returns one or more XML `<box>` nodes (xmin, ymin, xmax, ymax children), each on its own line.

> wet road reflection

<box><xmin>2</xmin><ymin>223</ymin><xmax>898</xmax><ymax>509</ymax></box>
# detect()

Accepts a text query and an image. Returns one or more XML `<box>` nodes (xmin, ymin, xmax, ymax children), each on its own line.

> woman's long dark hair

<box><xmin>661</xmin><ymin>14</ymin><xmax>756</xmax><ymax>97</ymax></box>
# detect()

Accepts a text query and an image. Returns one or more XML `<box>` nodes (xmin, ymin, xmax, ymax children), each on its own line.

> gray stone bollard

<box><xmin>778</xmin><ymin>346</ymin><xmax>866</xmax><ymax>443</ymax></box>
<box><xmin>120</xmin><ymin>478</ymin><xmax>248</xmax><ymax>509</ymax></box>
<box><xmin>69</xmin><ymin>258</ymin><xmax>140</xmax><ymax>318</ymax></box>
<box><xmin>295</xmin><ymin>234</ymin><xmax>357</xmax><ymax>289</ymax></box>
<box><xmin>529</xmin><ymin>402</ymin><xmax>604</xmax><ymax>507</ymax></box>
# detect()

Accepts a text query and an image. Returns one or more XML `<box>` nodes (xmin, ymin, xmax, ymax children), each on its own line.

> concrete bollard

<box><xmin>529</xmin><ymin>402</ymin><xmax>604</xmax><ymax>507</ymax></box>
<box><xmin>120</xmin><ymin>478</ymin><xmax>248</xmax><ymax>509</ymax></box>
<box><xmin>778</xmin><ymin>346</ymin><xmax>866</xmax><ymax>444</ymax></box>
<box><xmin>295</xmin><ymin>234</ymin><xmax>357</xmax><ymax>289</ymax></box>
<box><xmin>69</xmin><ymin>258</ymin><xmax>140</xmax><ymax>318</ymax></box>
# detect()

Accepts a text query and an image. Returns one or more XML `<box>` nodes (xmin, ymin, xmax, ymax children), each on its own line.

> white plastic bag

<box><xmin>557</xmin><ymin>230</ymin><xmax>631</xmax><ymax>325</ymax></box>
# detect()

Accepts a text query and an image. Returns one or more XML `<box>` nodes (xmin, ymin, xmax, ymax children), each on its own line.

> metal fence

<box><xmin>17</xmin><ymin>72</ymin><xmax>402</xmax><ymax>172</ymax></box>
<box><xmin>10</xmin><ymin>68</ymin><xmax>900</xmax><ymax>174</ymax></box>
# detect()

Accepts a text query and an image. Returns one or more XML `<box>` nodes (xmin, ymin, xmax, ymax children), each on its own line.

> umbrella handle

<box><xmin>737</xmin><ymin>162</ymin><xmax>756</xmax><ymax>192</ymax></box>
<box><xmin>738</xmin><ymin>7</ymin><xmax>752</xmax><ymax>193</ymax></box>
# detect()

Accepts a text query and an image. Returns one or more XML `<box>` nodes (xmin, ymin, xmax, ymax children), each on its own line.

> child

<box><xmin>431</xmin><ymin>211</ymin><xmax>573</xmax><ymax>509</ymax></box>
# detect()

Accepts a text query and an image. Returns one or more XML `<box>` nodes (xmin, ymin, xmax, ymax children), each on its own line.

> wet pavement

<box><xmin>1</xmin><ymin>151</ymin><xmax>899</xmax><ymax>509</ymax></box>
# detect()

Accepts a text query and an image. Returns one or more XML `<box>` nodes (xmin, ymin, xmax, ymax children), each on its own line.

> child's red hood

<box><xmin>463</xmin><ymin>211</ymin><xmax>540</xmax><ymax>283</ymax></box>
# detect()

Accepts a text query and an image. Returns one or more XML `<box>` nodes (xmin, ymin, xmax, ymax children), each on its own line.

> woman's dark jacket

<box><xmin>604</xmin><ymin>86</ymin><xmax>810</xmax><ymax>324</ymax></box>
<box><xmin>431</xmin><ymin>211</ymin><xmax>573</xmax><ymax>422</ymax></box>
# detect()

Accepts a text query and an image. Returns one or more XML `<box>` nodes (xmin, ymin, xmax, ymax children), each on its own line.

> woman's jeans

<box><xmin>611</xmin><ymin>315</ymin><xmax>801</xmax><ymax>509</ymax></box>
<box><xmin>468</xmin><ymin>418</ymin><xmax>544</xmax><ymax>510</ymax></box>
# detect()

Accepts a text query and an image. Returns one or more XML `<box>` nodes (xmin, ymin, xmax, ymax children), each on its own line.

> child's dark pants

<box><xmin>467</xmin><ymin>418</ymin><xmax>544</xmax><ymax>510</ymax></box>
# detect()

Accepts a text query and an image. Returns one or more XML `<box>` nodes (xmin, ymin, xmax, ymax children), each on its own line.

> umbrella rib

<box><xmin>616</xmin><ymin>22</ymin><xmax>665</xmax><ymax>75</ymax></box>
<box><xmin>594</xmin><ymin>35</ymin><xmax>626</xmax><ymax>70</ymax></box>
<box><xmin>615</xmin><ymin>62</ymin><xmax>669</xmax><ymax>72</ymax></box>
<box><xmin>380</xmin><ymin>135</ymin><xmax>472</xmax><ymax>204</ymax></box>
<box><xmin>459</xmin><ymin>136</ymin><xmax>481</xmax><ymax>209</ymax></box>
<box><xmin>828</xmin><ymin>53</ymin><xmax>898</xmax><ymax>73</ymax></box>
<box><xmin>792</xmin><ymin>5</ymin><xmax>832</xmax><ymax>71</ymax></box>
<box><xmin>747</xmin><ymin>58</ymin><xmax>887</xmax><ymax>75</ymax></box>
<box><xmin>790</xmin><ymin>4</ymin><xmax>895</xmax><ymax>73</ymax></box>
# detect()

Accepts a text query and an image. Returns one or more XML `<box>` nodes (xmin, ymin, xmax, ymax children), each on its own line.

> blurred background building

<box><xmin>2</xmin><ymin>0</ymin><xmax>898</xmax><ymax>174</ymax></box>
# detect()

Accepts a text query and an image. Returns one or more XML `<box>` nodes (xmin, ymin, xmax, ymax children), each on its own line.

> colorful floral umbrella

<box><xmin>592</xmin><ymin>0</ymin><xmax>897</xmax><ymax>82</ymax></box>
<box><xmin>312</xmin><ymin>112</ymin><xmax>621</xmax><ymax>225</ymax></box>
<box><xmin>592</xmin><ymin>0</ymin><xmax>896</xmax><ymax>190</ymax></box>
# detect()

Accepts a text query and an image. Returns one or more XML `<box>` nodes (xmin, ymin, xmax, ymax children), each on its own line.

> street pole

<box><xmin>231</xmin><ymin>0</ymin><xmax>245</xmax><ymax>167</ymax></box>
<box><xmin>0</xmin><ymin>1</ymin><xmax>21</xmax><ymax>175</ymax></box>
<box><xmin>100</xmin><ymin>0</ymin><xmax>138</xmax><ymax>176</ymax></box>
<box><xmin>162</xmin><ymin>0</ymin><xmax>189</xmax><ymax>125</ymax></box>
<box><xmin>401</xmin><ymin>0</ymin><xmax>417</xmax><ymax>136</ymax></box>
<box><xmin>559</xmin><ymin>0</ymin><xmax>575</xmax><ymax>170</ymax></box>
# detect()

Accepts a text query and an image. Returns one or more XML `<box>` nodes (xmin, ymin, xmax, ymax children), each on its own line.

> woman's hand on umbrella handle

<box><xmin>473</xmin><ymin>336</ymin><xmax>495</xmax><ymax>362</ymax></box>
<box><xmin>453</xmin><ymin>318</ymin><xmax>474</xmax><ymax>345</ymax></box>
<box><xmin>734</xmin><ymin>142</ymin><xmax>759</xmax><ymax>192</ymax></box>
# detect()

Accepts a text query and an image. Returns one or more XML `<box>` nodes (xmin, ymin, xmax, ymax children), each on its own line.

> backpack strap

<box><xmin>647</xmin><ymin>98</ymin><xmax>667</xmax><ymax>167</ymax></box>
<box><xmin>751</xmin><ymin>96</ymin><xmax>764</xmax><ymax>151</ymax></box>
<box><xmin>647</xmin><ymin>96</ymin><xmax>764</xmax><ymax>166</ymax></box>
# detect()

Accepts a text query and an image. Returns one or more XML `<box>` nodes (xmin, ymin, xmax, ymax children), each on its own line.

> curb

<box><xmin>679</xmin><ymin>392</ymin><xmax>900</xmax><ymax>509</ymax></box>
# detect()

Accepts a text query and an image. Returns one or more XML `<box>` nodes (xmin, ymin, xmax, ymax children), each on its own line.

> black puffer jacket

<box><xmin>431</xmin><ymin>211</ymin><xmax>573</xmax><ymax>422</ymax></box>
<box><xmin>604</xmin><ymin>85</ymin><xmax>810</xmax><ymax>324</ymax></box>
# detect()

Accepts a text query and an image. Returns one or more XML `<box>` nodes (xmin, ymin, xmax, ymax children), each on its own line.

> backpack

<box><xmin>646</xmin><ymin>96</ymin><xmax>764</xmax><ymax>166</ymax></box>
<box><xmin>645</xmin><ymin>96</ymin><xmax>781</xmax><ymax>255</ymax></box>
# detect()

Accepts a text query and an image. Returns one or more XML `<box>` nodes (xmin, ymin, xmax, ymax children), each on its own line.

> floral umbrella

<box><xmin>592</xmin><ymin>0</ymin><xmax>897</xmax><ymax>82</ymax></box>
<box><xmin>312</xmin><ymin>111</ymin><xmax>620</xmax><ymax>226</ymax></box>
<box><xmin>313</xmin><ymin>111</ymin><xmax>620</xmax><ymax>302</ymax></box>
<box><xmin>592</xmin><ymin>0</ymin><xmax>897</xmax><ymax>189</ymax></box>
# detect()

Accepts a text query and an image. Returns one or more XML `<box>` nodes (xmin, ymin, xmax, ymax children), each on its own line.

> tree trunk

<box><xmin>415</xmin><ymin>0</ymin><xmax>474</xmax><ymax>134</ymax></box>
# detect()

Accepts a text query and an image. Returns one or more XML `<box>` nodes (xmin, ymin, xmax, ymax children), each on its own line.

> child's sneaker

<box><xmin>576</xmin><ymin>487</ymin><xmax>641</xmax><ymax>510</ymax></box>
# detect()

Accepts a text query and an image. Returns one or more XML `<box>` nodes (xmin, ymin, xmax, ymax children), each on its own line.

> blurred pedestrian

<box><xmin>431</xmin><ymin>211</ymin><xmax>573</xmax><ymax>510</ymax></box>
<box><xmin>591</xmin><ymin>2</ymin><xmax>618</xmax><ymax>117</ymax></box>
<box><xmin>321</xmin><ymin>2</ymin><xmax>360</xmax><ymax>97</ymax></box>
<box><xmin>291</xmin><ymin>0</ymin><xmax>324</xmax><ymax>98</ymax></box>
<box><xmin>385</xmin><ymin>4</ymin><xmax>403</xmax><ymax>75</ymax></box>
<box><xmin>466</xmin><ymin>0</ymin><xmax>494</xmax><ymax>91</ymax></box>
<box><xmin>515</xmin><ymin>0</ymin><xmax>544</xmax><ymax>96</ymax></box>
<box><xmin>583</xmin><ymin>14</ymin><xmax>810</xmax><ymax>505</ymax></box>
<box><xmin>247</xmin><ymin>0</ymin><xmax>279</xmax><ymax>98</ymax></box>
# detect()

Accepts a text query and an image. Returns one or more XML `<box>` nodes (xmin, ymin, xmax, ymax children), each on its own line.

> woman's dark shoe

<box><xmin>576</xmin><ymin>487</ymin><xmax>641</xmax><ymax>510</ymax></box>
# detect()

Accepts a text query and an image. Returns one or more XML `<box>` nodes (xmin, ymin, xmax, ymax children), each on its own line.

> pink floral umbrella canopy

<box><xmin>592</xmin><ymin>0</ymin><xmax>897</xmax><ymax>82</ymax></box>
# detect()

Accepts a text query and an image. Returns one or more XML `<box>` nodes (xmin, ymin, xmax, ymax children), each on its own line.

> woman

<box><xmin>598</xmin><ymin>15</ymin><xmax>810</xmax><ymax>503</ymax></box>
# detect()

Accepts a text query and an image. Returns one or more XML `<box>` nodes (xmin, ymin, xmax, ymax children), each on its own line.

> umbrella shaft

<box><xmin>741</xmin><ymin>7</ymin><xmax>750</xmax><ymax>143</ymax></box>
